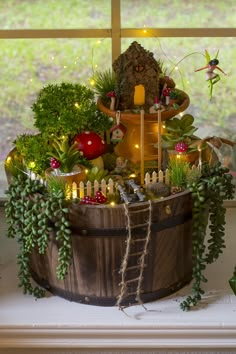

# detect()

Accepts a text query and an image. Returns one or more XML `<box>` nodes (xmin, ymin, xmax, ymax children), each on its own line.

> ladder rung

<box><xmin>130</xmin><ymin>222</ymin><xmax>149</xmax><ymax>229</ymax></box>
<box><xmin>131</xmin><ymin>238</ymin><xmax>147</xmax><ymax>243</ymax></box>
<box><xmin>125</xmin><ymin>264</ymin><xmax>147</xmax><ymax>272</ymax></box>
<box><xmin>125</xmin><ymin>276</ymin><xmax>141</xmax><ymax>284</ymax></box>
<box><xmin>129</xmin><ymin>251</ymin><xmax>145</xmax><ymax>257</ymax></box>
<box><xmin>121</xmin><ymin>289</ymin><xmax>144</xmax><ymax>297</ymax></box>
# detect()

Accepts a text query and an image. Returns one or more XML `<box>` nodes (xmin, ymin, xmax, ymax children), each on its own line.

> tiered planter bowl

<box><xmin>97</xmin><ymin>91</ymin><xmax>190</xmax><ymax>163</ymax></box>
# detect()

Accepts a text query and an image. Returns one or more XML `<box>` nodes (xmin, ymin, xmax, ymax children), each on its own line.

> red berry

<box><xmin>175</xmin><ymin>142</ymin><xmax>188</xmax><ymax>153</ymax></box>
<box><xmin>80</xmin><ymin>196</ymin><xmax>97</xmax><ymax>205</ymax></box>
<box><xmin>95</xmin><ymin>191</ymin><xmax>107</xmax><ymax>204</ymax></box>
<box><xmin>50</xmin><ymin>157</ymin><xmax>61</xmax><ymax>169</ymax></box>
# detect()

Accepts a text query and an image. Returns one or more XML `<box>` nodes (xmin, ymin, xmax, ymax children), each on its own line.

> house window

<box><xmin>0</xmin><ymin>0</ymin><xmax>236</xmax><ymax>197</ymax></box>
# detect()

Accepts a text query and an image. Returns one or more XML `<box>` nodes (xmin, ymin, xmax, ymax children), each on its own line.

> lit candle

<box><xmin>134</xmin><ymin>84</ymin><xmax>145</xmax><ymax>106</ymax></box>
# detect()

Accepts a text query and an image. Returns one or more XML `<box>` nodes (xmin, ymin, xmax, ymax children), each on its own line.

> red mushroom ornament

<box><xmin>175</xmin><ymin>141</ymin><xmax>188</xmax><ymax>153</ymax></box>
<box><xmin>74</xmin><ymin>131</ymin><xmax>106</xmax><ymax>160</ymax></box>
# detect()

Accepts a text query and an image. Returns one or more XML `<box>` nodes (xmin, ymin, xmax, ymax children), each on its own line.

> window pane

<box><xmin>0</xmin><ymin>38</ymin><xmax>111</xmax><ymax>195</ymax></box>
<box><xmin>121</xmin><ymin>0</ymin><xmax>236</xmax><ymax>28</ymax></box>
<box><xmin>0</xmin><ymin>0</ymin><xmax>110</xmax><ymax>29</ymax></box>
<box><xmin>121</xmin><ymin>38</ymin><xmax>236</xmax><ymax>179</ymax></box>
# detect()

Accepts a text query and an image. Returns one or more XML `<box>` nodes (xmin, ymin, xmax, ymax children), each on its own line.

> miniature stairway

<box><xmin>116</xmin><ymin>200</ymin><xmax>152</xmax><ymax>310</ymax></box>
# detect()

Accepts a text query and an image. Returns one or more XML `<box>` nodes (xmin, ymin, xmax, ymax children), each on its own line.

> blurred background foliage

<box><xmin>0</xmin><ymin>0</ymin><xmax>235</xmax><ymax>170</ymax></box>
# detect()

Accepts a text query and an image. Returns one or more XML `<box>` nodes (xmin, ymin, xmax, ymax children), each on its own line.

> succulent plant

<box><xmin>48</xmin><ymin>136</ymin><xmax>90</xmax><ymax>174</ymax></box>
<box><xmin>161</xmin><ymin>114</ymin><xmax>201</xmax><ymax>152</ymax></box>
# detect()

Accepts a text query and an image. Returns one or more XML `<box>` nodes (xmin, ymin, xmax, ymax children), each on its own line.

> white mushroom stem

<box><xmin>110</xmin><ymin>97</ymin><xmax>116</xmax><ymax>111</ymax></box>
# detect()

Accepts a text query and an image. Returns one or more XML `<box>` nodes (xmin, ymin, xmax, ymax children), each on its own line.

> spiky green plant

<box><xmin>168</xmin><ymin>156</ymin><xmax>191</xmax><ymax>188</ymax></box>
<box><xmin>92</xmin><ymin>69</ymin><xmax>116</xmax><ymax>102</ymax></box>
<box><xmin>48</xmin><ymin>136</ymin><xmax>86</xmax><ymax>173</ymax></box>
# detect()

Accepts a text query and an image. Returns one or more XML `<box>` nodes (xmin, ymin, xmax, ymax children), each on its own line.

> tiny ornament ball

<box><xmin>80</xmin><ymin>196</ymin><xmax>97</xmax><ymax>205</ymax></box>
<box><xmin>50</xmin><ymin>157</ymin><xmax>61</xmax><ymax>169</ymax></box>
<box><xmin>74</xmin><ymin>131</ymin><xmax>106</xmax><ymax>160</ymax></box>
<box><xmin>175</xmin><ymin>141</ymin><xmax>188</xmax><ymax>153</ymax></box>
<box><xmin>95</xmin><ymin>190</ymin><xmax>108</xmax><ymax>204</ymax></box>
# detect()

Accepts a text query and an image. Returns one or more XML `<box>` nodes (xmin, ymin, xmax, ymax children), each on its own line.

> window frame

<box><xmin>0</xmin><ymin>0</ymin><xmax>236</xmax><ymax>63</ymax></box>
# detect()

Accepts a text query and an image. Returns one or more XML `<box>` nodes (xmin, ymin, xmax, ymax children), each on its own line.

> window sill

<box><xmin>0</xmin><ymin>208</ymin><xmax>236</xmax><ymax>353</ymax></box>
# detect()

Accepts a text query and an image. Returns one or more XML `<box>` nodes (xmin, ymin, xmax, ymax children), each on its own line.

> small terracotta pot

<box><xmin>45</xmin><ymin>164</ymin><xmax>86</xmax><ymax>186</ymax></box>
<box><xmin>168</xmin><ymin>150</ymin><xmax>200</xmax><ymax>164</ymax></box>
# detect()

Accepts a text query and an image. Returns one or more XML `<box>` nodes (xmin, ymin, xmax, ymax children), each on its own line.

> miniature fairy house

<box><xmin>112</xmin><ymin>41</ymin><xmax>162</xmax><ymax>111</ymax></box>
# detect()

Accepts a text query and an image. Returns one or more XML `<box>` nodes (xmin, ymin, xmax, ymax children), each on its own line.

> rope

<box><xmin>116</xmin><ymin>201</ymin><xmax>152</xmax><ymax>310</ymax></box>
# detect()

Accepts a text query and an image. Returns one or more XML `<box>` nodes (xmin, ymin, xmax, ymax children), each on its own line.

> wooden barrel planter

<box><xmin>30</xmin><ymin>190</ymin><xmax>193</xmax><ymax>306</ymax></box>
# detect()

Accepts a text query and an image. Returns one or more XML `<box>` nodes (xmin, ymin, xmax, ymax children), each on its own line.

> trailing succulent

<box><xmin>180</xmin><ymin>162</ymin><xmax>235</xmax><ymax>310</ymax></box>
<box><xmin>4</xmin><ymin>172</ymin><xmax>72</xmax><ymax>297</ymax></box>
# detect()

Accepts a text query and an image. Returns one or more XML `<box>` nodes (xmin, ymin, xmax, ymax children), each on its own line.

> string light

<box><xmin>28</xmin><ymin>161</ymin><xmax>36</xmax><ymax>169</ymax></box>
<box><xmin>135</xmin><ymin>144</ymin><xmax>139</xmax><ymax>149</ymax></box>
<box><xmin>6</xmin><ymin>156</ymin><xmax>12</xmax><ymax>165</ymax></box>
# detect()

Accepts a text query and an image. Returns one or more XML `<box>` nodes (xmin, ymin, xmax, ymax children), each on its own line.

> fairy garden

<box><xmin>4</xmin><ymin>41</ymin><xmax>236</xmax><ymax>310</ymax></box>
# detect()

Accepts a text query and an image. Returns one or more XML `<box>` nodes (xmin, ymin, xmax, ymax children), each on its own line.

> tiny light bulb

<box><xmin>135</xmin><ymin>144</ymin><xmax>139</xmax><ymax>149</ymax></box>
<box><xmin>74</xmin><ymin>102</ymin><xmax>79</xmax><ymax>108</ymax></box>
<box><xmin>6</xmin><ymin>156</ymin><xmax>12</xmax><ymax>164</ymax></box>
<box><xmin>110</xmin><ymin>201</ymin><xmax>115</xmax><ymax>206</ymax></box>
<box><xmin>29</xmin><ymin>161</ymin><xmax>36</xmax><ymax>169</ymax></box>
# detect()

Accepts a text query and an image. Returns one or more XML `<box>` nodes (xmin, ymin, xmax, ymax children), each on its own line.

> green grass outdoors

<box><xmin>0</xmin><ymin>0</ymin><xmax>235</xmax><ymax>169</ymax></box>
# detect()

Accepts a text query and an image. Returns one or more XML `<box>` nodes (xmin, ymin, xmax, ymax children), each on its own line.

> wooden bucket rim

<box><xmin>74</xmin><ymin>190</ymin><xmax>191</xmax><ymax>210</ymax></box>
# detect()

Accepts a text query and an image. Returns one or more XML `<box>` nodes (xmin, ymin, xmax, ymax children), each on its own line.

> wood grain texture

<box><xmin>30</xmin><ymin>191</ymin><xmax>193</xmax><ymax>306</ymax></box>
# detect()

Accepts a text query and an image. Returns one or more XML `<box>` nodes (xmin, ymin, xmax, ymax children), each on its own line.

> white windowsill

<box><xmin>0</xmin><ymin>207</ymin><xmax>236</xmax><ymax>353</ymax></box>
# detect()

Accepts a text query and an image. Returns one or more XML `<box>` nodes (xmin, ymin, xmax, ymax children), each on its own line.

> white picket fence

<box><xmin>71</xmin><ymin>169</ymin><xmax>171</xmax><ymax>199</ymax></box>
<box><xmin>27</xmin><ymin>169</ymin><xmax>171</xmax><ymax>199</ymax></box>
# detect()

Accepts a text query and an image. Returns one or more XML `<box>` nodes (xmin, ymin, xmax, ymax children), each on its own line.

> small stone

<box><xmin>146</xmin><ymin>182</ymin><xmax>171</xmax><ymax>198</ymax></box>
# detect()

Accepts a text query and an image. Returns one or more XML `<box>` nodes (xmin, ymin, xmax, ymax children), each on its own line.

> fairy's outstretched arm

<box><xmin>195</xmin><ymin>65</ymin><xmax>208</xmax><ymax>72</ymax></box>
<box><xmin>215</xmin><ymin>66</ymin><xmax>227</xmax><ymax>75</ymax></box>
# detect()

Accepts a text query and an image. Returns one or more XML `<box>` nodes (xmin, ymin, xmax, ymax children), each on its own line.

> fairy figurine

<box><xmin>195</xmin><ymin>49</ymin><xmax>227</xmax><ymax>99</ymax></box>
